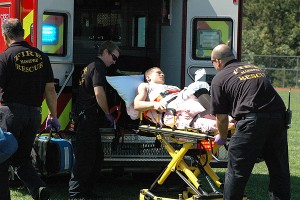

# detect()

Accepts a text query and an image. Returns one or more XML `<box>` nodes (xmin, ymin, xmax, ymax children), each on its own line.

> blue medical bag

<box><xmin>33</xmin><ymin>130</ymin><xmax>73</xmax><ymax>176</ymax></box>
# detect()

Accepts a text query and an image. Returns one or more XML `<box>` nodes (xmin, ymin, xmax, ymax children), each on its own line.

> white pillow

<box><xmin>106</xmin><ymin>75</ymin><xmax>144</xmax><ymax>107</ymax></box>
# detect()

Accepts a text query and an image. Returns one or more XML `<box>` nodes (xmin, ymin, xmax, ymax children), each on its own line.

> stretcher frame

<box><xmin>138</xmin><ymin>113</ymin><xmax>249</xmax><ymax>200</ymax></box>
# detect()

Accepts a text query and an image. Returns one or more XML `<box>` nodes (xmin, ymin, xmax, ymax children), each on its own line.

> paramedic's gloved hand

<box><xmin>105</xmin><ymin>113</ymin><xmax>114</xmax><ymax>126</ymax></box>
<box><xmin>46</xmin><ymin>115</ymin><xmax>61</xmax><ymax>131</ymax></box>
<box><xmin>214</xmin><ymin>134</ymin><xmax>227</xmax><ymax>146</ymax></box>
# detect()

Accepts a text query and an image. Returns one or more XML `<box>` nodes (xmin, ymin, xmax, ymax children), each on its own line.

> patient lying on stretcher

<box><xmin>133</xmin><ymin>67</ymin><xmax>232</xmax><ymax>131</ymax></box>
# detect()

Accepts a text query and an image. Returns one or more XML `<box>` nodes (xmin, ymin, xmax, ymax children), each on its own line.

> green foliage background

<box><xmin>242</xmin><ymin>0</ymin><xmax>300</xmax><ymax>57</ymax></box>
<box><xmin>242</xmin><ymin>0</ymin><xmax>300</xmax><ymax>88</ymax></box>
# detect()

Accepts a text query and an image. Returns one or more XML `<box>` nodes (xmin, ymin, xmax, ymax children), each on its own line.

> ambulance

<box><xmin>0</xmin><ymin>0</ymin><xmax>243</xmax><ymax>170</ymax></box>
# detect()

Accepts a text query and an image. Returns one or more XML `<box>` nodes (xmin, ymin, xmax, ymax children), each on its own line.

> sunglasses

<box><xmin>111</xmin><ymin>53</ymin><xmax>118</xmax><ymax>61</ymax></box>
<box><xmin>211</xmin><ymin>59</ymin><xmax>217</xmax><ymax>64</ymax></box>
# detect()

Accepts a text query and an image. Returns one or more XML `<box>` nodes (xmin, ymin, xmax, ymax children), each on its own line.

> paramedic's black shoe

<box><xmin>38</xmin><ymin>187</ymin><xmax>50</xmax><ymax>200</ymax></box>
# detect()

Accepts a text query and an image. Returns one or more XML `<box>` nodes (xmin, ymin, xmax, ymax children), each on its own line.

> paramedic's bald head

<box><xmin>2</xmin><ymin>18</ymin><xmax>24</xmax><ymax>39</ymax></box>
<box><xmin>2</xmin><ymin>18</ymin><xmax>24</xmax><ymax>47</ymax></box>
<box><xmin>211</xmin><ymin>44</ymin><xmax>235</xmax><ymax>71</ymax></box>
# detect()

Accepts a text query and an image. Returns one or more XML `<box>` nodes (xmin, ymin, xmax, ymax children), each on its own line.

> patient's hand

<box><xmin>153</xmin><ymin>101</ymin><xmax>166</xmax><ymax>112</ymax></box>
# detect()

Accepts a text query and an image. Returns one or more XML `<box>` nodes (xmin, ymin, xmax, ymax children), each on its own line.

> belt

<box><xmin>238</xmin><ymin>112</ymin><xmax>284</xmax><ymax>120</ymax></box>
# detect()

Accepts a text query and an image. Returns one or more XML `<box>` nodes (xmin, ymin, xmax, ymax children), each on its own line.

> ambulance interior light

<box><xmin>42</xmin><ymin>24</ymin><xmax>58</xmax><ymax>45</ymax></box>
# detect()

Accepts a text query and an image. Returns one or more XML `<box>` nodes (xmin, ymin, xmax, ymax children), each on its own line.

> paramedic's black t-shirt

<box><xmin>0</xmin><ymin>41</ymin><xmax>54</xmax><ymax>107</ymax></box>
<box><xmin>76</xmin><ymin>57</ymin><xmax>107</xmax><ymax>111</ymax></box>
<box><xmin>210</xmin><ymin>61</ymin><xmax>286</xmax><ymax>118</ymax></box>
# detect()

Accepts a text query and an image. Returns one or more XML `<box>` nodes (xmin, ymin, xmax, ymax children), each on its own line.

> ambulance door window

<box><xmin>41</xmin><ymin>13</ymin><xmax>67</xmax><ymax>56</ymax></box>
<box><xmin>192</xmin><ymin>18</ymin><xmax>233</xmax><ymax>60</ymax></box>
<box><xmin>132</xmin><ymin>15</ymin><xmax>146</xmax><ymax>47</ymax></box>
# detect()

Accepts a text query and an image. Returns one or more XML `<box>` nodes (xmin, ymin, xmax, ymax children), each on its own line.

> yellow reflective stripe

<box><xmin>23</xmin><ymin>10</ymin><xmax>34</xmax><ymax>39</ymax></box>
<box><xmin>41</xmin><ymin>98</ymin><xmax>72</xmax><ymax>130</ymax></box>
<box><xmin>202</xmin><ymin>50</ymin><xmax>211</xmax><ymax>56</ymax></box>
<box><xmin>58</xmin><ymin>99</ymin><xmax>72</xmax><ymax>130</ymax></box>
<box><xmin>206</xmin><ymin>21</ymin><xmax>229</xmax><ymax>44</ymax></box>
<box><xmin>41</xmin><ymin>99</ymin><xmax>48</xmax><ymax>123</ymax></box>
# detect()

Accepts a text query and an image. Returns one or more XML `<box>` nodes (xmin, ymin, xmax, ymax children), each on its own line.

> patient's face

<box><xmin>149</xmin><ymin>69</ymin><xmax>165</xmax><ymax>84</ymax></box>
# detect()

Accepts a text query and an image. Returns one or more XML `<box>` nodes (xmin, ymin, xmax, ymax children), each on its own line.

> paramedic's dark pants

<box><xmin>69</xmin><ymin>111</ymin><xmax>104</xmax><ymax>197</ymax></box>
<box><xmin>0</xmin><ymin>104</ymin><xmax>45</xmax><ymax>200</ymax></box>
<box><xmin>224</xmin><ymin>113</ymin><xmax>291</xmax><ymax>200</ymax></box>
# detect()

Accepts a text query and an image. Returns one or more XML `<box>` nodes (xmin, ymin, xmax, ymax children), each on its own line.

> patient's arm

<box><xmin>134</xmin><ymin>83</ymin><xmax>166</xmax><ymax>112</ymax></box>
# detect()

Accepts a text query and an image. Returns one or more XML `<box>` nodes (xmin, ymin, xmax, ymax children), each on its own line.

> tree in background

<box><xmin>243</xmin><ymin>0</ymin><xmax>300</xmax><ymax>56</ymax></box>
<box><xmin>242</xmin><ymin>0</ymin><xmax>300</xmax><ymax>87</ymax></box>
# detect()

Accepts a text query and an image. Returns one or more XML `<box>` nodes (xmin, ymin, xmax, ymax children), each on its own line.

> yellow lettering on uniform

<box><xmin>79</xmin><ymin>67</ymin><xmax>88</xmax><ymax>85</ymax></box>
<box><xmin>22</xmin><ymin>51</ymin><xmax>30</xmax><ymax>57</ymax></box>
<box><xmin>16</xmin><ymin>64</ymin><xmax>21</xmax><ymax>70</ymax></box>
<box><xmin>237</xmin><ymin>72</ymin><xmax>266</xmax><ymax>81</ymax></box>
<box><xmin>21</xmin><ymin>65</ymin><xmax>26</xmax><ymax>71</ymax></box>
<box><xmin>14</xmin><ymin>54</ymin><xmax>21</xmax><ymax>62</ymax></box>
<box><xmin>237</xmin><ymin>76</ymin><xmax>246</xmax><ymax>81</ymax></box>
<box><xmin>245</xmin><ymin>75</ymin><xmax>251</xmax><ymax>79</ymax></box>
<box><xmin>20</xmin><ymin>51</ymin><xmax>25</xmax><ymax>57</ymax></box>
<box><xmin>20</xmin><ymin>59</ymin><xmax>39</xmax><ymax>64</ymax></box>
<box><xmin>29</xmin><ymin>66</ymin><xmax>34</xmax><ymax>72</ymax></box>
<box><xmin>241</xmin><ymin>68</ymin><xmax>260</xmax><ymax>74</ymax></box>
<box><xmin>38</xmin><ymin>62</ymin><xmax>43</xmax><ymax>69</ymax></box>
<box><xmin>255</xmin><ymin>73</ymin><xmax>265</xmax><ymax>78</ymax></box>
<box><xmin>35</xmin><ymin>52</ymin><xmax>42</xmax><ymax>58</ymax></box>
<box><xmin>15</xmin><ymin>62</ymin><xmax>44</xmax><ymax>72</ymax></box>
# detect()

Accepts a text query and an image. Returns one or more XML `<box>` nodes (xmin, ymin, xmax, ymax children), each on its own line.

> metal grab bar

<box><xmin>57</xmin><ymin>64</ymin><xmax>74</xmax><ymax>98</ymax></box>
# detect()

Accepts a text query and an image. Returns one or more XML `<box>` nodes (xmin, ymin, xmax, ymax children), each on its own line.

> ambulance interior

<box><xmin>73</xmin><ymin>0</ymin><xmax>161</xmax><ymax>74</ymax></box>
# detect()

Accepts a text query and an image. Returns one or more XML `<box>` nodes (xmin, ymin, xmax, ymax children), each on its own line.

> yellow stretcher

<box><xmin>138</xmin><ymin>113</ymin><xmax>249</xmax><ymax>200</ymax></box>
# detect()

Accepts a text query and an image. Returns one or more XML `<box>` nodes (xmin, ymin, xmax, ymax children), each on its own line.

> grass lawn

<box><xmin>10</xmin><ymin>89</ymin><xmax>299</xmax><ymax>200</ymax></box>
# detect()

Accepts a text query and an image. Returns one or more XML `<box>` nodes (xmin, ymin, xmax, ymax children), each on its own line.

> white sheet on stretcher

<box><xmin>143</xmin><ymin>91</ymin><xmax>218</xmax><ymax>131</ymax></box>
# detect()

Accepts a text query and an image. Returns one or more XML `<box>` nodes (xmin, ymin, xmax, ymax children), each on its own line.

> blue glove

<box><xmin>214</xmin><ymin>134</ymin><xmax>227</xmax><ymax>146</ymax></box>
<box><xmin>105</xmin><ymin>114</ymin><xmax>114</xmax><ymax>126</ymax></box>
<box><xmin>46</xmin><ymin>115</ymin><xmax>61</xmax><ymax>131</ymax></box>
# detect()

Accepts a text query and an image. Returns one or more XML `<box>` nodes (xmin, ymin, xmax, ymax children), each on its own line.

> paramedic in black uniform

<box><xmin>69</xmin><ymin>40</ymin><xmax>120</xmax><ymax>199</ymax></box>
<box><xmin>210</xmin><ymin>44</ymin><xmax>290</xmax><ymax>200</ymax></box>
<box><xmin>0</xmin><ymin>18</ymin><xmax>60</xmax><ymax>200</ymax></box>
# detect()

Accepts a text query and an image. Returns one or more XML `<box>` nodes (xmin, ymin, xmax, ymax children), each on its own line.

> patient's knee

<box><xmin>195</xmin><ymin>90</ymin><xmax>211</xmax><ymax>111</ymax></box>
<box><xmin>194</xmin><ymin>88</ymin><xmax>209</xmax><ymax>97</ymax></box>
